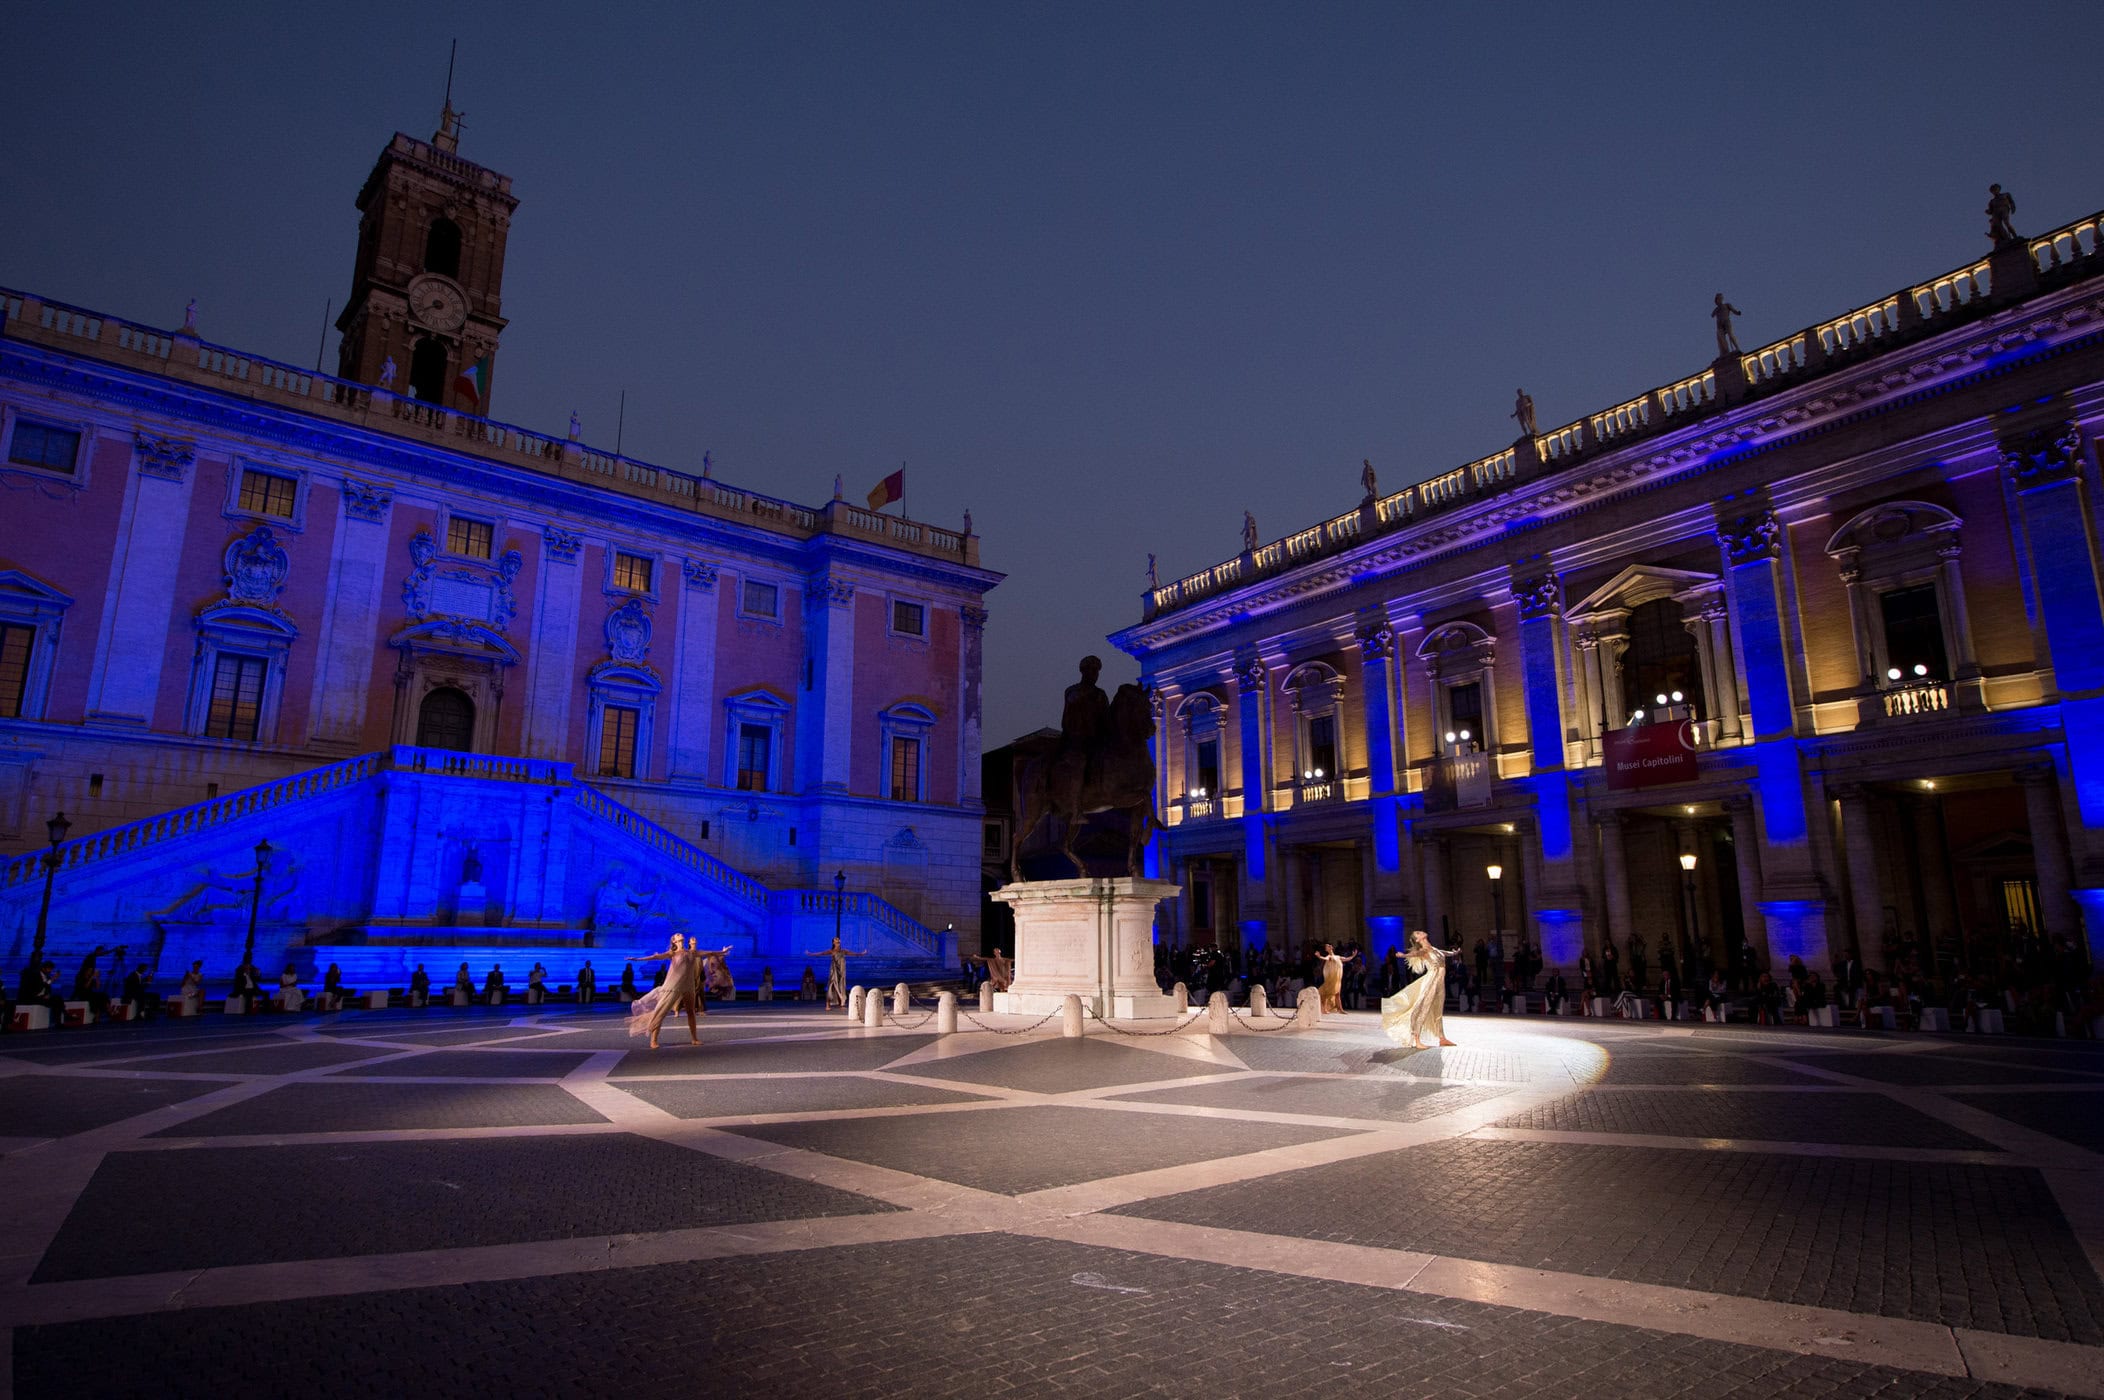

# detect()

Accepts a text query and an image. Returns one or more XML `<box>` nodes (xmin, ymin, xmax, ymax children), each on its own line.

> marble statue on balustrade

<box><xmin>182</xmin><ymin>299</ymin><xmax>198</xmax><ymax>334</ymax></box>
<box><xmin>1512</xmin><ymin>389</ymin><xmax>1537</xmax><ymax>437</ymax></box>
<box><xmin>1712</xmin><ymin>294</ymin><xmax>1743</xmax><ymax>358</ymax></box>
<box><xmin>1009</xmin><ymin>655</ymin><xmax>1157</xmax><ymax>879</ymax></box>
<box><xmin>1146</xmin><ymin>553</ymin><xmax>1158</xmax><ymax>589</ymax></box>
<box><xmin>1241</xmin><ymin>511</ymin><xmax>1259</xmax><ymax>552</ymax></box>
<box><xmin>379</xmin><ymin>355</ymin><xmax>397</xmax><ymax>390</ymax></box>
<box><xmin>1987</xmin><ymin>184</ymin><xmax>2019</xmax><ymax>246</ymax></box>
<box><xmin>1360</xmin><ymin>459</ymin><xmax>1378</xmax><ymax>502</ymax></box>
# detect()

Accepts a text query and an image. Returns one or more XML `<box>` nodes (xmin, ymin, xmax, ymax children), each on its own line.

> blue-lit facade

<box><xmin>1115</xmin><ymin>212</ymin><xmax>2104</xmax><ymax>976</ymax></box>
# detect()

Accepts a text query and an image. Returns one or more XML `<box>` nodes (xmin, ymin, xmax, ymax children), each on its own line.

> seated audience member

<box><xmin>322</xmin><ymin>963</ymin><xmax>347</xmax><ymax>1010</ymax></box>
<box><xmin>80</xmin><ymin>967</ymin><xmax>110</xmax><ymax>1018</ymax></box>
<box><xmin>124</xmin><ymin>962</ymin><xmax>162</xmax><ymax>1019</ymax></box>
<box><xmin>21</xmin><ymin>960</ymin><xmax>68</xmax><ymax>1027</ymax></box>
<box><xmin>230</xmin><ymin>960</ymin><xmax>263</xmax><ymax>1009</ymax></box>
<box><xmin>275</xmin><ymin>966</ymin><xmax>305</xmax><ymax>1013</ymax></box>
<box><xmin>409</xmin><ymin>965</ymin><xmax>430</xmax><ymax>1007</ymax></box>
<box><xmin>575</xmin><ymin>961</ymin><xmax>597</xmax><ymax>1005</ymax></box>
<box><xmin>1705</xmin><ymin>970</ymin><xmax>1729</xmax><ymax>1019</ymax></box>
<box><xmin>619</xmin><ymin>964</ymin><xmax>638</xmax><ymax>1002</ymax></box>
<box><xmin>1754</xmin><ymin>972</ymin><xmax>1783</xmax><ymax>1025</ymax></box>
<box><xmin>453</xmin><ymin>963</ymin><xmax>475</xmax><ymax>1001</ymax></box>
<box><xmin>527</xmin><ymin>962</ymin><xmax>547</xmax><ymax>1005</ymax></box>
<box><xmin>798</xmin><ymin>967</ymin><xmax>820</xmax><ymax>1001</ymax></box>
<box><xmin>758</xmin><ymin>967</ymin><xmax>774</xmax><ymax>1002</ymax></box>
<box><xmin>1543</xmin><ymin>971</ymin><xmax>1566</xmax><ymax>1015</ymax></box>
<box><xmin>484</xmin><ymin>965</ymin><xmax>507</xmax><ymax>1006</ymax></box>
<box><xmin>178</xmin><ymin>961</ymin><xmax>205</xmax><ymax>1007</ymax></box>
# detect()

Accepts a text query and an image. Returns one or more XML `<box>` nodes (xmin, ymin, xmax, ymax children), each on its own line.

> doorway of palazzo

<box><xmin>416</xmin><ymin>685</ymin><xmax>476</xmax><ymax>752</ymax></box>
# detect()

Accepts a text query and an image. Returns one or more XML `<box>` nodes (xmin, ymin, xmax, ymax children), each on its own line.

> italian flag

<box><xmin>866</xmin><ymin>466</ymin><xmax>904</xmax><ymax>511</ymax></box>
<box><xmin>452</xmin><ymin>352</ymin><xmax>492</xmax><ymax>411</ymax></box>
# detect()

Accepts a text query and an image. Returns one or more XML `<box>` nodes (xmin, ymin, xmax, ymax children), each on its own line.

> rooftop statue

<box><xmin>1360</xmin><ymin>458</ymin><xmax>1378</xmax><ymax>501</ymax></box>
<box><xmin>1009</xmin><ymin>656</ymin><xmax>1156</xmax><ymax>879</ymax></box>
<box><xmin>1242</xmin><ymin>510</ymin><xmax>1259</xmax><ymax>552</ymax></box>
<box><xmin>1146</xmin><ymin>552</ymin><xmax>1159</xmax><ymax>589</ymax></box>
<box><xmin>1712</xmin><ymin>293</ymin><xmax>1743</xmax><ymax>358</ymax></box>
<box><xmin>1987</xmin><ymin>183</ymin><xmax>2019</xmax><ymax>245</ymax></box>
<box><xmin>1512</xmin><ymin>388</ymin><xmax>1537</xmax><ymax>437</ymax></box>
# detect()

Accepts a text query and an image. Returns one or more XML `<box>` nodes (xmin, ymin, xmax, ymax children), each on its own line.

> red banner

<box><xmin>1603</xmin><ymin>720</ymin><xmax>1700</xmax><ymax>789</ymax></box>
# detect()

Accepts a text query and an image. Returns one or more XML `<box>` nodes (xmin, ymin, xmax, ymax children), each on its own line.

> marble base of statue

<box><xmin>991</xmin><ymin>877</ymin><xmax>1183</xmax><ymax>1019</ymax></box>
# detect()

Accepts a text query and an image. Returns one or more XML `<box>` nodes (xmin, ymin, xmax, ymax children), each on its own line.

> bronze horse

<box><xmin>1010</xmin><ymin>682</ymin><xmax>1157</xmax><ymax>879</ymax></box>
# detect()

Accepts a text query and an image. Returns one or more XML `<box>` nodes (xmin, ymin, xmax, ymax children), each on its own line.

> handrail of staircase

<box><xmin>387</xmin><ymin>745</ymin><xmax>573</xmax><ymax>785</ymax></box>
<box><xmin>768</xmin><ymin>888</ymin><xmax>942</xmax><ymax>958</ymax></box>
<box><xmin>570</xmin><ymin>783</ymin><xmax>769</xmax><ymax>911</ymax></box>
<box><xmin>0</xmin><ymin>750</ymin><xmax>385</xmax><ymax>891</ymax></box>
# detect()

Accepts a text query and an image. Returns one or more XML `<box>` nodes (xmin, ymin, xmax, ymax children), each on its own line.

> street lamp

<box><xmin>1486</xmin><ymin>863</ymin><xmax>1504</xmax><ymax>948</ymax></box>
<box><xmin>242</xmin><ymin>838</ymin><xmax>272</xmax><ymax>969</ymax></box>
<box><xmin>29</xmin><ymin>811</ymin><xmax>70</xmax><ymax>969</ymax></box>
<box><xmin>1678</xmin><ymin>850</ymin><xmax>1698</xmax><ymax>967</ymax></box>
<box><xmin>833</xmin><ymin>869</ymin><xmax>846</xmax><ymax>947</ymax></box>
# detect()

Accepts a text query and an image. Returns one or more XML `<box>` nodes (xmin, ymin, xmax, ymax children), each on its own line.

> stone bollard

<box><xmin>937</xmin><ymin>990</ymin><xmax>958</xmax><ymax>1034</ymax></box>
<box><xmin>1294</xmin><ymin>986</ymin><xmax>1322</xmax><ymax>1029</ymax></box>
<box><xmin>978</xmin><ymin>982</ymin><xmax>995</xmax><ymax>1012</ymax></box>
<box><xmin>863</xmin><ymin>988</ymin><xmax>886</xmax><ymax>1028</ymax></box>
<box><xmin>1062</xmin><ymin>994</ymin><xmax>1085</xmax><ymax>1037</ymax></box>
<box><xmin>1171</xmin><ymin>982</ymin><xmax>1189</xmax><ymax>1014</ymax></box>
<box><xmin>1206</xmin><ymin>991</ymin><xmax>1232</xmax><ymax>1034</ymax></box>
<box><xmin>1250</xmin><ymin>983</ymin><xmax>1270</xmax><ymax>1016</ymax></box>
<box><xmin>892</xmin><ymin>982</ymin><xmax>911</xmax><ymax>1017</ymax></box>
<box><xmin>847</xmin><ymin>986</ymin><xmax>865</xmax><ymax>1020</ymax></box>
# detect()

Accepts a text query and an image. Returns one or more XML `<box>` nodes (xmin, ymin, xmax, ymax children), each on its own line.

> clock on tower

<box><xmin>335</xmin><ymin>104</ymin><xmax>519</xmax><ymax>416</ymax></box>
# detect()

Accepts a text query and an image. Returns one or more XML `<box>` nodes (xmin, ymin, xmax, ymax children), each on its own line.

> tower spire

<box><xmin>435</xmin><ymin>40</ymin><xmax>463</xmax><ymax>153</ymax></box>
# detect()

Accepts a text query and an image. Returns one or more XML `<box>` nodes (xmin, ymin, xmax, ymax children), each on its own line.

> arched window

<box><xmin>423</xmin><ymin>217</ymin><xmax>462</xmax><ymax>279</ymax></box>
<box><xmin>1623</xmin><ymin>598</ymin><xmax>1704</xmax><ymax>718</ymax></box>
<box><xmin>409</xmin><ymin>336</ymin><xmax>448</xmax><ymax>403</ymax></box>
<box><xmin>417</xmin><ymin>686</ymin><xmax>476</xmax><ymax>752</ymax></box>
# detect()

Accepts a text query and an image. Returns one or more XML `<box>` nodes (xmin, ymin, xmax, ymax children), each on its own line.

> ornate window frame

<box><xmin>878</xmin><ymin>701</ymin><xmax>938</xmax><ymax>803</ymax></box>
<box><xmin>887</xmin><ymin>595</ymin><xmax>929</xmax><ymax>643</ymax></box>
<box><xmin>0</xmin><ymin>569</ymin><xmax>73</xmax><ymax>721</ymax></box>
<box><xmin>603</xmin><ymin>545</ymin><xmax>662</xmax><ymax>603</ymax></box>
<box><xmin>724</xmin><ymin>688</ymin><xmax>791</xmax><ymax>792</ymax></box>
<box><xmin>1416</xmin><ymin>620</ymin><xmax>1499</xmax><ymax>755</ymax></box>
<box><xmin>1566</xmin><ymin>564</ymin><xmax>1738</xmax><ymax>751</ymax></box>
<box><xmin>222</xmin><ymin>456</ymin><xmax>310</xmax><ymax>532</ymax></box>
<box><xmin>436</xmin><ymin>504</ymin><xmax>506</xmax><ymax>563</ymax></box>
<box><xmin>1824</xmin><ymin>500</ymin><xmax>1977</xmax><ymax>717</ymax></box>
<box><xmin>737</xmin><ymin>575</ymin><xmax>784</xmax><ymax>624</ymax></box>
<box><xmin>1175</xmin><ymin>691</ymin><xmax>1225</xmax><ymax>819</ymax></box>
<box><xmin>586</xmin><ymin>664</ymin><xmax>660</xmax><ymax>780</ymax></box>
<box><xmin>1281</xmin><ymin>660</ymin><xmax>1347</xmax><ymax>805</ymax></box>
<box><xmin>2</xmin><ymin>404</ymin><xmax>95</xmax><ymax>490</ymax></box>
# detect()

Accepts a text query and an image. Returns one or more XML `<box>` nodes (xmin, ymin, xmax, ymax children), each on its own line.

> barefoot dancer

<box><xmin>1380</xmin><ymin>929</ymin><xmax>1458</xmax><ymax>1050</ymax></box>
<box><xmin>1316</xmin><ymin>942</ymin><xmax>1359</xmax><ymax>1014</ymax></box>
<box><xmin>626</xmin><ymin>935</ymin><xmax>701</xmax><ymax>1049</ymax></box>
<box><xmin>807</xmin><ymin>934</ymin><xmax>867</xmax><ymax>1010</ymax></box>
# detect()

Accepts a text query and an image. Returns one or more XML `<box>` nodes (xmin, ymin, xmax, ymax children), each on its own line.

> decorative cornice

<box><xmin>1717</xmin><ymin>508</ymin><xmax>1781</xmax><ymax>568</ymax></box>
<box><xmin>341</xmin><ymin>476</ymin><xmax>393</xmax><ymax>523</ymax></box>
<box><xmin>960</xmin><ymin>603</ymin><xmax>989</xmax><ymax>632</ymax></box>
<box><xmin>681</xmin><ymin>557</ymin><xmax>718</xmax><ymax>590</ymax></box>
<box><xmin>1512</xmin><ymin>572</ymin><xmax>1561</xmax><ymax>621</ymax></box>
<box><xmin>543</xmin><ymin>526</ymin><xmax>583</xmax><ymax>564</ymax></box>
<box><xmin>1356</xmin><ymin>626</ymin><xmax>1395</xmax><ymax>662</ymax></box>
<box><xmin>1999</xmin><ymin>422</ymin><xmax>2085</xmax><ymax>490</ymax></box>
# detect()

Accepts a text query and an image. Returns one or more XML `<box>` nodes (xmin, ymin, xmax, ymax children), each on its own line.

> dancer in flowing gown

<box><xmin>699</xmin><ymin>946</ymin><xmax>735</xmax><ymax>1006</ymax></box>
<box><xmin>626</xmin><ymin>934</ymin><xmax>700</xmax><ymax>1048</ymax></box>
<box><xmin>1380</xmin><ymin>930</ymin><xmax>1457</xmax><ymax>1049</ymax></box>
<box><xmin>809</xmin><ymin>935</ymin><xmax>865</xmax><ymax>1009</ymax></box>
<box><xmin>1316</xmin><ymin>943</ymin><xmax>1359</xmax><ymax>1014</ymax></box>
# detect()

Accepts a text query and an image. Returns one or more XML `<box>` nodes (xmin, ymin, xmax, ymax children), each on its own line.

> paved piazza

<box><xmin>1</xmin><ymin>1005</ymin><xmax>2100</xmax><ymax>1398</ymax></box>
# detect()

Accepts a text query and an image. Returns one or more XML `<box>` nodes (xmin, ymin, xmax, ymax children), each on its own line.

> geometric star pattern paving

<box><xmin>1</xmin><ymin>1005</ymin><xmax>2100</xmax><ymax>1398</ymax></box>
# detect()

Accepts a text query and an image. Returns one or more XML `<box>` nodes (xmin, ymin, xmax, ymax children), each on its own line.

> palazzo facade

<box><xmin>0</xmin><ymin>112</ymin><xmax>999</xmax><ymax>983</ymax></box>
<box><xmin>1115</xmin><ymin>202</ymin><xmax>2104</xmax><ymax>977</ymax></box>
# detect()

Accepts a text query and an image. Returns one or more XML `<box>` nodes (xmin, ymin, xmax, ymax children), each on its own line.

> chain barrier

<box><xmin>1080</xmin><ymin>1003</ymin><xmax>1209</xmax><ymax>1038</ymax></box>
<box><xmin>1228</xmin><ymin>1003</ymin><xmax>1304</xmax><ymax>1033</ymax></box>
<box><xmin>957</xmin><ymin>1005</ymin><xmax>1065</xmax><ymax>1035</ymax></box>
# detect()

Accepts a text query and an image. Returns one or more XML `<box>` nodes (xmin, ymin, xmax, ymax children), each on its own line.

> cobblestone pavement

<box><xmin>0</xmin><ymin>1002</ymin><xmax>2099</xmax><ymax>1398</ymax></box>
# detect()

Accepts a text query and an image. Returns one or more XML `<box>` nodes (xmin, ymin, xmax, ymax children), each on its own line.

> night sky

<box><xmin>2</xmin><ymin>2</ymin><xmax>2095</xmax><ymax>746</ymax></box>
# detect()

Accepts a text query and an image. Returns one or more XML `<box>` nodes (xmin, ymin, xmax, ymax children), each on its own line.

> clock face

<box><xmin>407</xmin><ymin>274</ymin><xmax>468</xmax><ymax>333</ymax></box>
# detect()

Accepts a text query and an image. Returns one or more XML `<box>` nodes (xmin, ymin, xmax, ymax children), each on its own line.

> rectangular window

<box><xmin>8</xmin><ymin>421</ymin><xmax>81</xmax><ymax>473</ymax></box>
<box><xmin>612</xmin><ymin>551</ymin><xmax>653</xmax><ymax>594</ymax></box>
<box><xmin>1879</xmin><ymin>585</ymin><xmax>1949</xmax><ymax>682</ymax></box>
<box><xmin>1447</xmin><ymin>681</ymin><xmax>1483</xmax><ymax>738</ymax></box>
<box><xmin>2001</xmin><ymin>879</ymin><xmax>2041</xmax><ymax>938</ymax></box>
<box><xmin>891</xmin><ymin>600</ymin><xmax>925</xmax><ymax>636</ymax></box>
<box><xmin>1309</xmin><ymin>714</ymin><xmax>1338</xmax><ymax>777</ymax></box>
<box><xmin>890</xmin><ymin>736</ymin><xmax>921</xmax><ymax>802</ymax></box>
<box><xmin>983</xmin><ymin>821</ymin><xmax>1003</xmax><ymax>857</ymax></box>
<box><xmin>0</xmin><ymin>624</ymin><xmax>32</xmax><ymax>719</ymax></box>
<box><xmin>742</xmin><ymin>580</ymin><xmax>779</xmax><ymax>619</ymax></box>
<box><xmin>598</xmin><ymin>705</ymin><xmax>639</xmax><ymax>778</ymax></box>
<box><xmin>204</xmin><ymin>654</ymin><xmax>266</xmax><ymax>741</ymax></box>
<box><xmin>1195</xmin><ymin>739</ymin><xmax>1220</xmax><ymax>796</ymax></box>
<box><xmin>446</xmin><ymin>516</ymin><xmax>494</xmax><ymax>559</ymax></box>
<box><xmin>736</xmin><ymin>723</ymin><xmax>771</xmax><ymax>791</ymax></box>
<box><xmin>237</xmin><ymin>468</ymin><xmax>297</xmax><ymax>519</ymax></box>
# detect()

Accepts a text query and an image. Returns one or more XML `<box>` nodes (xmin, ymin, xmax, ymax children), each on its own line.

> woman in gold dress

<box><xmin>1380</xmin><ymin>929</ymin><xmax>1457</xmax><ymax>1049</ymax></box>
<box><xmin>626</xmin><ymin>934</ymin><xmax>701</xmax><ymax>1049</ymax></box>
<box><xmin>1316</xmin><ymin>942</ymin><xmax>1359</xmax><ymax>1014</ymax></box>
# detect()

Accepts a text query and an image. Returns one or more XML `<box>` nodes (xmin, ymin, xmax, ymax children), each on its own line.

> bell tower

<box><xmin>336</xmin><ymin>103</ymin><xmax>519</xmax><ymax>416</ymax></box>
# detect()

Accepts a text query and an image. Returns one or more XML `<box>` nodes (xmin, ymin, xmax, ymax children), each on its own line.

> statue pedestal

<box><xmin>456</xmin><ymin>881</ymin><xmax>489</xmax><ymax>925</ymax></box>
<box><xmin>992</xmin><ymin>878</ymin><xmax>1183</xmax><ymax>1019</ymax></box>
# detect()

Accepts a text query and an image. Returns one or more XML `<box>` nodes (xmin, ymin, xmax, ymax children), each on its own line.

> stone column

<box><xmin>1357</xmin><ymin>624</ymin><xmax>1398</xmax><ymax>795</ymax></box>
<box><xmin>309</xmin><ymin>476</ymin><xmax>395</xmax><ymax>749</ymax></box>
<box><xmin>1598</xmin><ymin>633</ymin><xmax>1630</xmax><ymax>731</ymax></box>
<box><xmin>797</xmin><ymin>577</ymin><xmax>856</xmax><ymax>793</ymax></box>
<box><xmin>960</xmin><ymin>605</ymin><xmax>988</xmax><ymax>806</ymax></box>
<box><xmin>2018</xmin><ymin>766</ymin><xmax>2076</xmax><ymax>943</ymax></box>
<box><xmin>86</xmin><ymin>434</ymin><xmax>199</xmax><ymax>726</ymax></box>
<box><xmin>1574</xmin><ymin>631</ymin><xmax>1605</xmax><ymax>757</ymax></box>
<box><xmin>2004</xmin><ymin>426</ymin><xmax>2104</xmax><ymax>832</ymax></box>
<box><xmin>1834</xmin><ymin>784</ymin><xmax>1886</xmax><ymax>961</ymax></box>
<box><xmin>1724</xmin><ymin>796</ymin><xmax>1769</xmax><ymax>971</ymax></box>
<box><xmin>1597</xmin><ymin>813</ymin><xmax>1634</xmax><ymax>958</ymax></box>
<box><xmin>1703</xmin><ymin>599</ymin><xmax>1743</xmax><ymax>743</ymax></box>
<box><xmin>1911</xmin><ymin>793</ymin><xmax>1961</xmax><ymax>956</ymax></box>
<box><xmin>524</xmin><ymin>528</ymin><xmax>584</xmax><ymax>759</ymax></box>
<box><xmin>1937</xmin><ymin>542</ymin><xmax>1981</xmax><ymax>687</ymax></box>
<box><xmin>1512</xmin><ymin>571</ymin><xmax>1568</xmax><ymax>774</ymax></box>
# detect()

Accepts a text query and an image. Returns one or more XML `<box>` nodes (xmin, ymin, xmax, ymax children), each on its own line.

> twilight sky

<box><xmin>2</xmin><ymin>2</ymin><xmax>2096</xmax><ymax>746</ymax></box>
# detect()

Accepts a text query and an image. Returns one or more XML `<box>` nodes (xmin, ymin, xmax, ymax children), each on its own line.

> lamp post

<box><xmin>1678</xmin><ymin>850</ymin><xmax>1698</xmax><ymax>968</ymax></box>
<box><xmin>833</xmin><ymin>869</ymin><xmax>846</xmax><ymax>947</ymax></box>
<box><xmin>1486</xmin><ymin>863</ymin><xmax>1504</xmax><ymax>949</ymax></box>
<box><xmin>29</xmin><ymin>811</ymin><xmax>70</xmax><ymax>970</ymax></box>
<box><xmin>241</xmin><ymin>838</ymin><xmax>272</xmax><ymax>969</ymax></box>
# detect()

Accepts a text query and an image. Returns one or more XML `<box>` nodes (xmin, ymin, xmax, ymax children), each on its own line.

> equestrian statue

<box><xmin>1009</xmin><ymin>655</ymin><xmax>1157</xmax><ymax>880</ymax></box>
